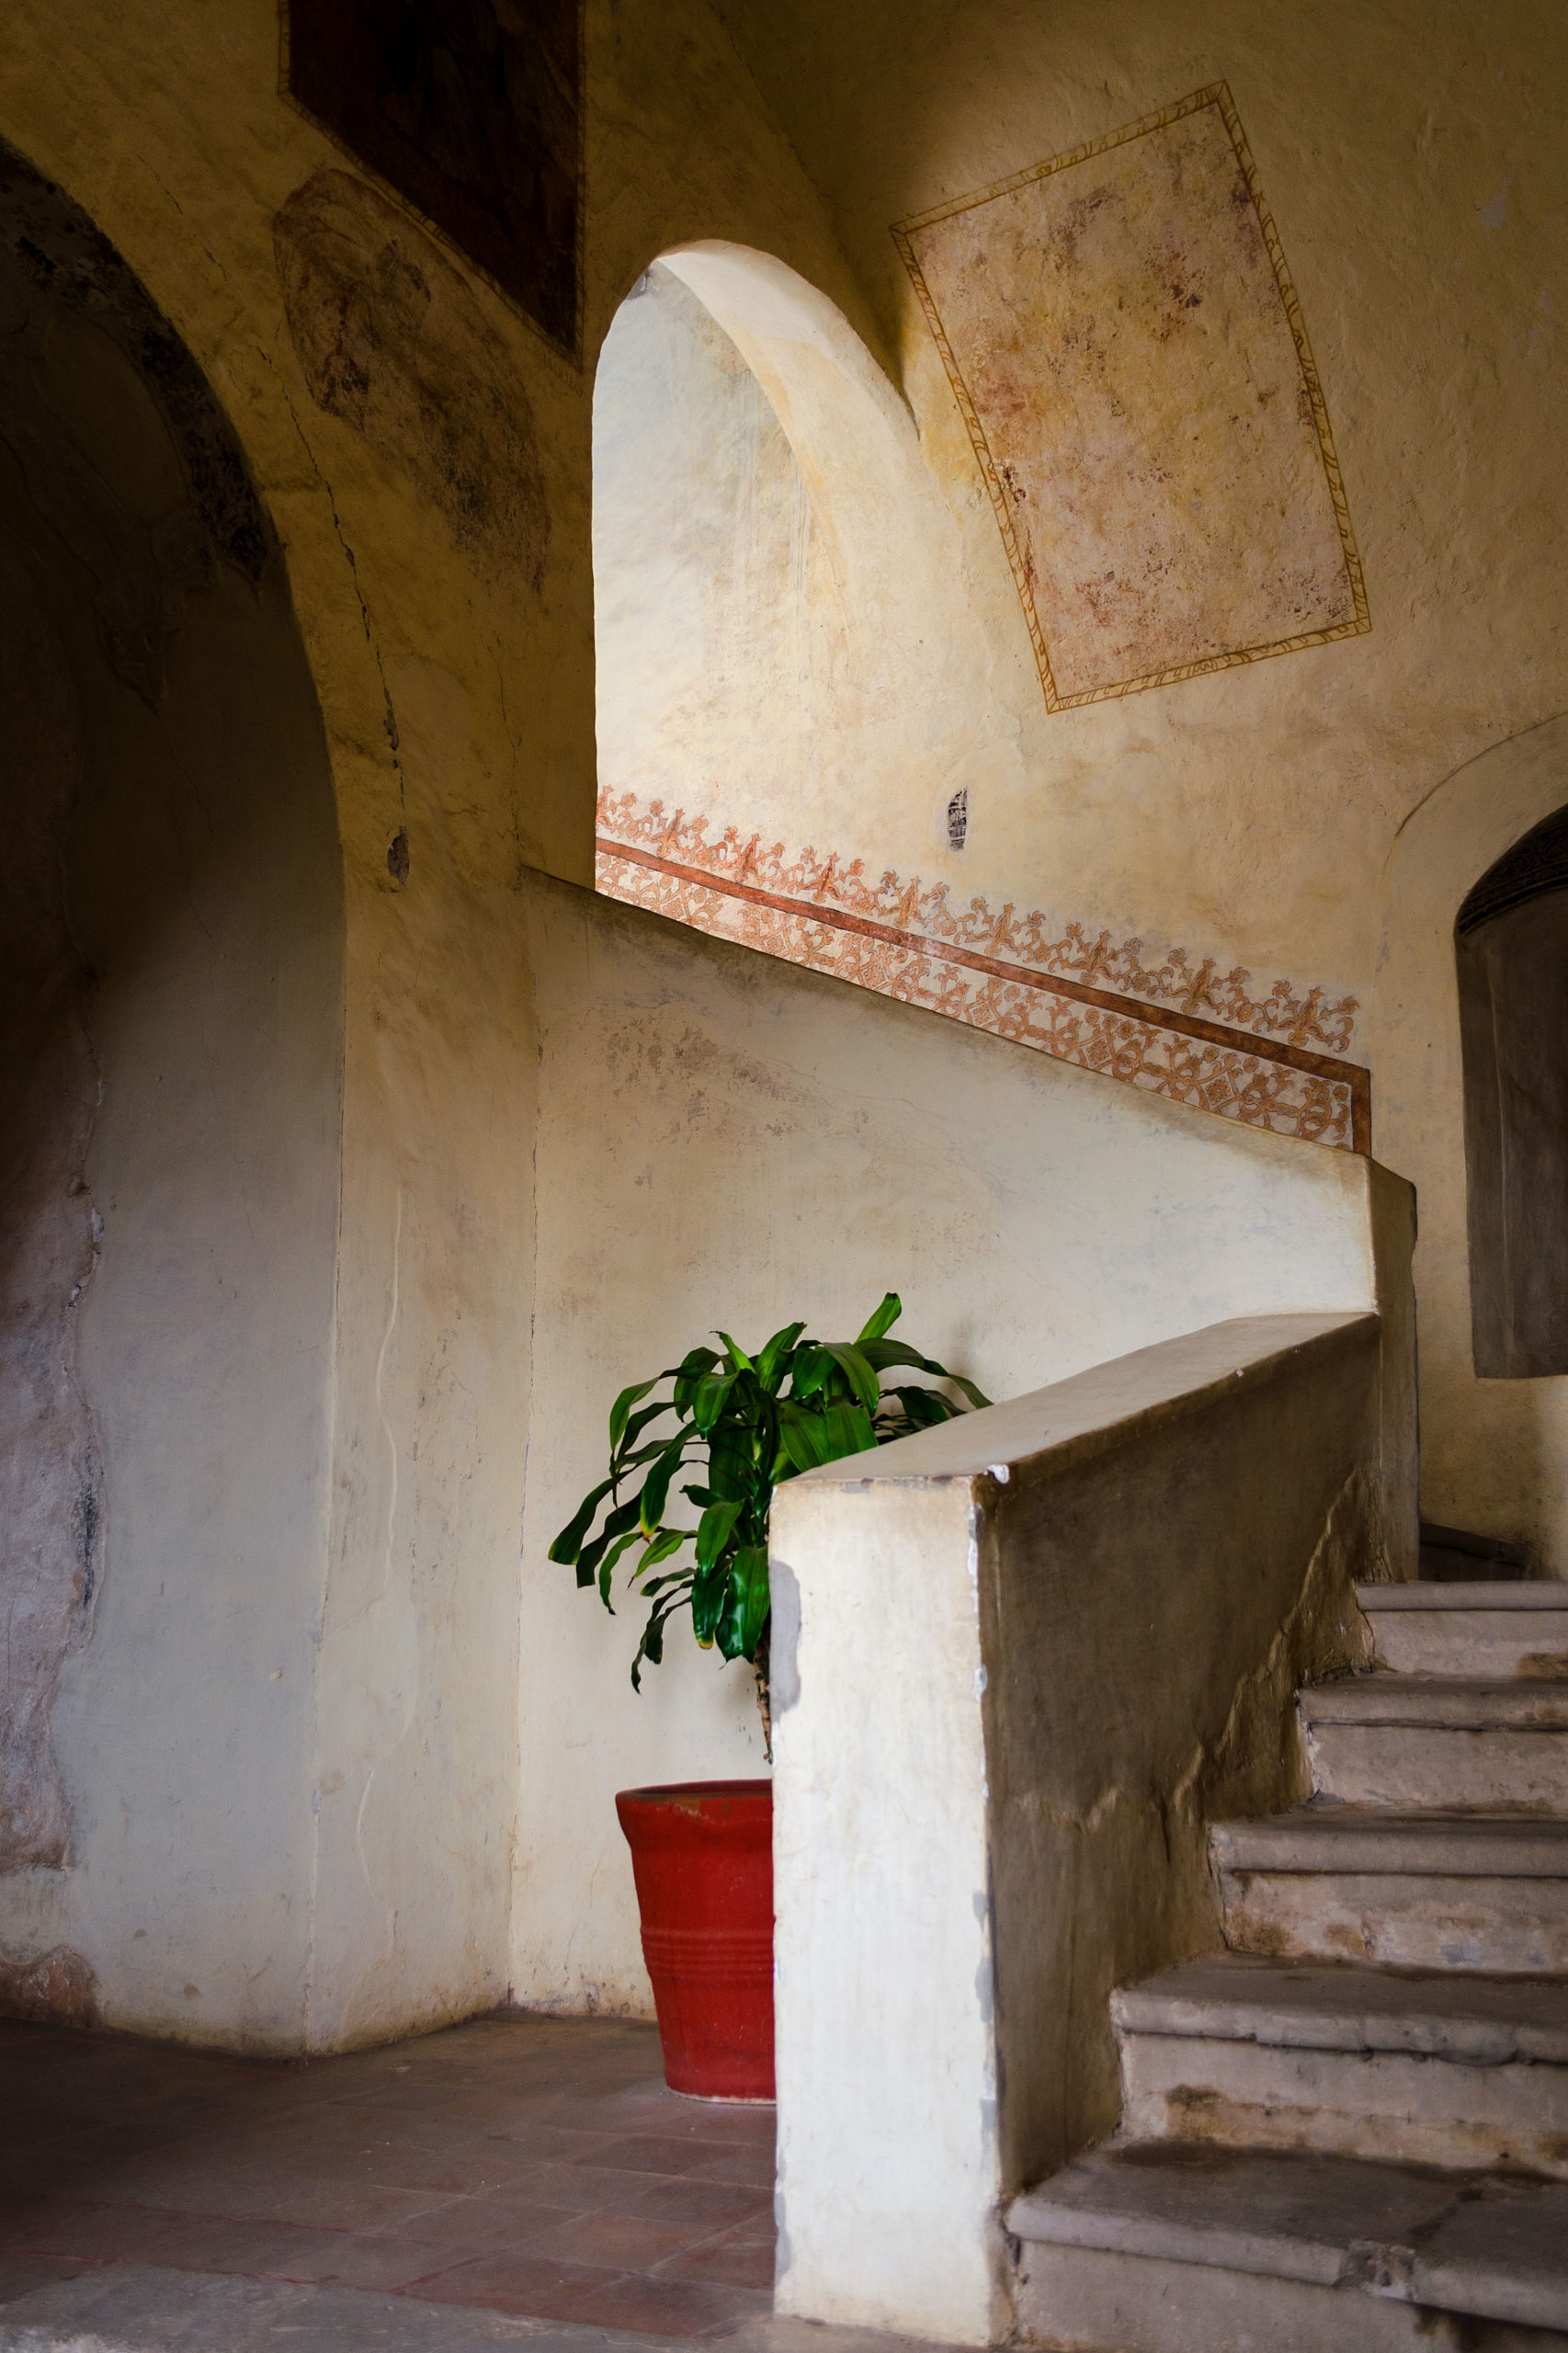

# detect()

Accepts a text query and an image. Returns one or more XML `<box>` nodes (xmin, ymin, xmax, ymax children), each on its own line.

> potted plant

<box><xmin>551</xmin><ymin>1293</ymin><xmax>987</xmax><ymax>2099</ymax></box>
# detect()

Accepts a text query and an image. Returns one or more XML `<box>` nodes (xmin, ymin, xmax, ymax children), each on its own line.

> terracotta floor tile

<box><xmin>161</xmin><ymin>2214</ymin><xmax>489</xmax><ymax>2293</ymax></box>
<box><xmin>360</xmin><ymin>2195</ymin><xmax>573</xmax><ymax>2255</ymax></box>
<box><xmin>568</xmin><ymin>2270</ymin><xmax>772</xmax><ymax>2338</ymax></box>
<box><xmin>525</xmin><ymin>2209</ymin><xmax>710</xmax><ymax>2269</ymax></box>
<box><xmin>408</xmin><ymin>2248</ymin><xmax>631</xmax><ymax>2323</ymax></box>
<box><xmin>679</xmin><ymin>2144</ymin><xmax>778</xmax><ymax>2188</ymax></box>
<box><xmin>0</xmin><ymin>2199</ymin><xmax>204</xmax><ymax>2266</ymax></box>
<box><xmin>623</xmin><ymin>2177</ymin><xmax>772</xmax><ymax>2230</ymax></box>
<box><xmin>0</xmin><ymin>2013</ymin><xmax>778</xmax><ymax>2332</ymax></box>
<box><xmin>658</xmin><ymin>2224</ymin><xmax>778</xmax><ymax>2290</ymax></box>
<box><xmin>460</xmin><ymin>2161</ymin><xmax>604</xmax><ymax>2216</ymax></box>
<box><xmin>577</xmin><ymin>2134</ymin><xmax>741</xmax><ymax>2177</ymax></box>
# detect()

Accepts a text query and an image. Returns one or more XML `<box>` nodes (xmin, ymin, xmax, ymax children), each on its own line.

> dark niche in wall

<box><xmin>1457</xmin><ymin>804</ymin><xmax>1568</xmax><ymax>1380</ymax></box>
<box><xmin>284</xmin><ymin>0</ymin><xmax>584</xmax><ymax>362</ymax></box>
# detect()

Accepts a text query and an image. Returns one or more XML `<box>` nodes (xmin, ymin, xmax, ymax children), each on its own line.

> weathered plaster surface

<box><xmin>897</xmin><ymin>86</ymin><xmax>1365</xmax><ymax>706</ymax></box>
<box><xmin>276</xmin><ymin>170</ymin><xmax>550</xmax><ymax>587</ymax></box>
<box><xmin>516</xmin><ymin>872</ymin><xmax>1391</xmax><ymax>2018</ymax></box>
<box><xmin>1</xmin><ymin>0</ymin><xmax>878</xmax><ymax>2046</ymax></box>
<box><xmin>0</xmin><ymin>547</ymin><xmax>97</xmax><ymax>1875</ymax></box>
<box><xmin>771</xmin><ymin>1303</ymin><xmax>1414</xmax><ymax>2344</ymax></box>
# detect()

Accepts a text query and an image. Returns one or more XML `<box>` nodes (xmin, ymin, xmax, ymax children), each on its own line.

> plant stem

<box><xmin>755</xmin><ymin>1636</ymin><xmax>772</xmax><ymax>1766</ymax></box>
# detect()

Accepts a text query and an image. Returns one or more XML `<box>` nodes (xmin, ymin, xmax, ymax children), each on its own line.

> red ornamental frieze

<box><xmin>595</xmin><ymin>791</ymin><xmax>1369</xmax><ymax>1155</ymax></box>
<box><xmin>597</xmin><ymin>791</ymin><xmax>1358</xmax><ymax>1056</ymax></box>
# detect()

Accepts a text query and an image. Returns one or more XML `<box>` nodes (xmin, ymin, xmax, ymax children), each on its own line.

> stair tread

<box><xmin>1008</xmin><ymin>2143</ymin><xmax>1568</xmax><ymax>2330</ymax></box>
<box><xmin>1212</xmin><ymin>1804</ymin><xmax>1568</xmax><ymax>1874</ymax></box>
<box><xmin>1112</xmin><ymin>1952</ymin><xmax>1568</xmax><ymax>2058</ymax></box>
<box><xmin>1302</xmin><ymin>1675</ymin><xmax>1568</xmax><ymax>1723</ymax></box>
<box><xmin>1358</xmin><ymin>1581</ymin><xmax>1568</xmax><ymax>1612</ymax></box>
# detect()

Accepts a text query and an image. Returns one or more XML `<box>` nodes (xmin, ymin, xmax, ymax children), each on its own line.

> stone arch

<box><xmin>0</xmin><ymin>136</ymin><xmax>343</xmax><ymax>2034</ymax></box>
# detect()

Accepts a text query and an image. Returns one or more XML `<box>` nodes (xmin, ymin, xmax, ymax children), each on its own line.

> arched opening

<box><xmin>1458</xmin><ymin>803</ymin><xmax>1568</xmax><ymax>1379</ymax></box>
<box><xmin>0</xmin><ymin>139</ymin><xmax>342</xmax><ymax>2036</ymax></box>
<box><xmin>589</xmin><ymin>241</ymin><xmax>994</xmax><ymax>968</ymax></box>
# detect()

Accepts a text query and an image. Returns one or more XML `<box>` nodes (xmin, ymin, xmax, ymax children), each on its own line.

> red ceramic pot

<box><xmin>615</xmin><ymin>1779</ymin><xmax>774</xmax><ymax>2101</ymax></box>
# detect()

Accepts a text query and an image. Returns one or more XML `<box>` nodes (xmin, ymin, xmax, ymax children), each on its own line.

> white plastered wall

<box><xmin>511</xmin><ymin>872</ymin><xmax>1384</xmax><ymax>2015</ymax></box>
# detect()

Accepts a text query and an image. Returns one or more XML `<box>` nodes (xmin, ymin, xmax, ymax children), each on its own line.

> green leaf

<box><xmin>718</xmin><ymin>1543</ymin><xmax>770</xmax><ymax>1662</ymax></box>
<box><xmin>577</xmin><ymin>1493</ymin><xmax>644</xmax><ymax>1581</ymax></box>
<box><xmin>857</xmin><ymin>1338</ymin><xmax>944</xmax><ymax>1374</ymax></box>
<box><xmin>619</xmin><ymin>1400</ymin><xmax>676</xmax><ymax>1457</ymax></box>
<box><xmin>716</xmin><ymin>1330</ymin><xmax>756</xmax><ymax>1372</ymax></box>
<box><xmin>671</xmin><ymin>1346</ymin><xmax>720</xmax><ymax>1409</ymax></box>
<box><xmin>818</xmin><ymin>1400</ymin><xmax>878</xmax><ymax>1460</ymax></box>
<box><xmin>548</xmin><ymin>1475</ymin><xmax>614</xmax><ymax>1565</ymax></box>
<box><xmin>816</xmin><ymin>1342</ymin><xmax>881</xmax><ymax>1415</ymax></box>
<box><xmin>696</xmin><ymin>1497</ymin><xmax>744</xmax><ymax>1569</ymax></box>
<box><xmin>631</xmin><ymin>1592</ymin><xmax>688</xmax><ymax>1689</ymax></box>
<box><xmin>757</xmin><ymin>1320</ymin><xmax>806</xmax><ymax>1392</ymax></box>
<box><xmin>608</xmin><ymin>1378</ymin><xmax>658</xmax><ymax>1452</ymax></box>
<box><xmin>856</xmin><ymin>1291</ymin><xmax>902</xmax><ymax>1344</ymax></box>
<box><xmin>777</xmin><ymin>1399</ymin><xmax>835</xmax><ymax>1474</ymax></box>
<box><xmin>639</xmin><ymin>1438</ymin><xmax>690</xmax><ymax>1535</ymax></box>
<box><xmin>692</xmin><ymin>1368</ymin><xmax>739</xmax><ymax>1434</ymax></box>
<box><xmin>691</xmin><ymin>1559</ymin><xmax>729</xmax><ymax>1645</ymax></box>
<box><xmin>597</xmin><ymin>1526</ymin><xmax>644</xmax><ymax>1608</ymax></box>
<box><xmin>879</xmin><ymin>1383</ymin><xmax>960</xmax><ymax>1432</ymax></box>
<box><xmin>635</xmin><ymin>1527</ymin><xmax>688</xmax><ymax>1577</ymax></box>
<box><xmin>639</xmin><ymin>1565</ymin><xmax>696</xmax><ymax>1599</ymax></box>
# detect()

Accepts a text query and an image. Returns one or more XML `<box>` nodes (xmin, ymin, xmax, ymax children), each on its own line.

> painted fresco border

<box><xmin>892</xmin><ymin>83</ymin><xmax>1371</xmax><ymax>711</ymax></box>
<box><xmin>594</xmin><ymin>811</ymin><xmax>1371</xmax><ymax>1156</ymax></box>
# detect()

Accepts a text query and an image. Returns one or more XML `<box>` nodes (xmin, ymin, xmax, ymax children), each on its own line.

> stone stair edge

<box><xmin>1211</xmin><ymin>1806</ymin><xmax>1568</xmax><ymax>1874</ymax></box>
<box><xmin>1300</xmin><ymin>1677</ymin><xmax>1568</xmax><ymax>1723</ymax></box>
<box><xmin>1358</xmin><ymin>1582</ymin><xmax>1568</xmax><ymax>1611</ymax></box>
<box><xmin>1007</xmin><ymin>2143</ymin><xmax>1568</xmax><ymax>2335</ymax></box>
<box><xmin>1109</xmin><ymin>1951</ymin><xmax>1568</xmax><ymax>2060</ymax></box>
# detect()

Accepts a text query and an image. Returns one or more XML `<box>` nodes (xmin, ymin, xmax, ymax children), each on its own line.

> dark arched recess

<box><xmin>1458</xmin><ymin>804</ymin><xmax>1568</xmax><ymax>1378</ymax></box>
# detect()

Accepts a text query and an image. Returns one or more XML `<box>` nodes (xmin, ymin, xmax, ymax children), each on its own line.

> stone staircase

<box><xmin>1010</xmin><ymin>1580</ymin><xmax>1568</xmax><ymax>2350</ymax></box>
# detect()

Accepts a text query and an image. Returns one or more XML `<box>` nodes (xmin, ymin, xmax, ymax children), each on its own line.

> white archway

<box><xmin>590</xmin><ymin>239</ymin><xmax>1016</xmax><ymax>934</ymax></box>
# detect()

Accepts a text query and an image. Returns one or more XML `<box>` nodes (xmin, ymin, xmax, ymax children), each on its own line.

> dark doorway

<box><xmin>1457</xmin><ymin>804</ymin><xmax>1568</xmax><ymax>1377</ymax></box>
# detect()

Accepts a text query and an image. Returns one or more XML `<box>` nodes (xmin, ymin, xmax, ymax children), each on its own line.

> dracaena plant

<box><xmin>549</xmin><ymin>1293</ymin><xmax>988</xmax><ymax>1750</ymax></box>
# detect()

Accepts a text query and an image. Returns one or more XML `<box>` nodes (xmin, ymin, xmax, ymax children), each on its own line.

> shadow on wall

<box><xmin>0</xmin><ymin>140</ymin><xmax>343</xmax><ymax>2034</ymax></box>
<box><xmin>1371</xmin><ymin>711</ymin><xmax>1568</xmax><ymax>1572</ymax></box>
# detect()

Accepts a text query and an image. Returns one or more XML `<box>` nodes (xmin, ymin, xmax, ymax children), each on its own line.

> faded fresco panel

<box><xmin>285</xmin><ymin>0</ymin><xmax>583</xmax><ymax>359</ymax></box>
<box><xmin>896</xmin><ymin>86</ymin><xmax>1368</xmax><ymax>709</ymax></box>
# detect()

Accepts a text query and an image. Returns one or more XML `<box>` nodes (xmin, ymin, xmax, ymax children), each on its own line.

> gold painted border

<box><xmin>892</xmin><ymin>83</ymin><xmax>1370</xmax><ymax>712</ymax></box>
<box><xmin>277</xmin><ymin>0</ymin><xmax>588</xmax><ymax>372</ymax></box>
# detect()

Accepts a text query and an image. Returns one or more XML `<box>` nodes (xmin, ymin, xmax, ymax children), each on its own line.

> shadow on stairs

<box><xmin>1010</xmin><ymin>1578</ymin><xmax>1568</xmax><ymax>2351</ymax></box>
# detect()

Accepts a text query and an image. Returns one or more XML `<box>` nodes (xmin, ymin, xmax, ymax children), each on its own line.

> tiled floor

<box><xmin>0</xmin><ymin>2011</ymin><xmax>776</xmax><ymax>2339</ymax></box>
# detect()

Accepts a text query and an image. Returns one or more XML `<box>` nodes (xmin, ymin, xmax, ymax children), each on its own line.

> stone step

<box><xmin>1113</xmin><ymin>1953</ymin><xmax>1568</xmax><ymax>2177</ymax></box>
<box><xmin>1212</xmin><ymin>1807</ymin><xmax>1568</xmax><ymax>1972</ymax></box>
<box><xmin>1008</xmin><ymin>2143</ymin><xmax>1568</xmax><ymax>2350</ymax></box>
<box><xmin>1358</xmin><ymin>1581</ymin><xmax>1568</xmax><ymax>1680</ymax></box>
<box><xmin>1301</xmin><ymin>1677</ymin><xmax>1568</xmax><ymax>1813</ymax></box>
